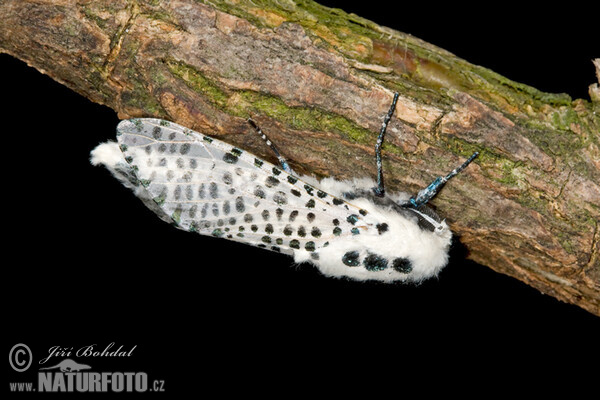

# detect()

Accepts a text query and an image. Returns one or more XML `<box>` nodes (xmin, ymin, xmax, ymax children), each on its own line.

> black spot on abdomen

<box><xmin>376</xmin><ymin>223</ymin><xmax>389</xmax><ymax>234</ymax></box>
<box><xmin>363</xmin><ymin>253</ymin><xmax>388</xmax><ymax>271</ymax></box>
<box><xmin>342</xmin><ymin>251</ymin><xmax>360</xmax><ymax>267</ymax></box>
<box><xmin>392</xmin><ymin>258</ymin><xmax>413</xmax><ymax>273</ymax></box>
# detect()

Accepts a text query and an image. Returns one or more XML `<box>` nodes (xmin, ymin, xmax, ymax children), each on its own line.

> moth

<box><xmin>91</xmin><ymin>93</ymin><xmax>478</xmax><ymax>282</ymax></box>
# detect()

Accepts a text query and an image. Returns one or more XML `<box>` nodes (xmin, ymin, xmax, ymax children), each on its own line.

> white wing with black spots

<box><xmin>116</xmin><ymin>118</ymin><xmax>375</xmax><ymax>258</ymax></box>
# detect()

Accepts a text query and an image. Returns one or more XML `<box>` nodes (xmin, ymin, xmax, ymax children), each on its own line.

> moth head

<box><xmin>376</xmin><ymin>191</ymin><xmax>450</xmax><ymax>235</ymax></box>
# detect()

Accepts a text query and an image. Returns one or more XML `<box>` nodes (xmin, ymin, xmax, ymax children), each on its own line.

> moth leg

<box><xmin>408</xmin><ymin>151</ymin><xmax>479</xmax><ymax>208</ymax></box>
<box><xmin>373</xmin><ymin>92</ymin><xmax>400</xmax><ymax>198</ymax></box>
<box><xmin>247</xmin><ymin>118</ymin><xmax>295</xmax><ymax>175</ymax></box>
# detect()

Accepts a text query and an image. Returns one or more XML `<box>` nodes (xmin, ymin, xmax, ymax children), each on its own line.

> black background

<box><xmin>5</xmin><ymin>0</ymin><xmax>599</xmax><ymax>395</ymax></box>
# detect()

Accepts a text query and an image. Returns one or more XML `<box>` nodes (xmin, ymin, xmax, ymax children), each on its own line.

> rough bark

<box><xmin>1</xmin><ymin>0</ymin><xmax>598</xmax><ymax>315</ymax></box>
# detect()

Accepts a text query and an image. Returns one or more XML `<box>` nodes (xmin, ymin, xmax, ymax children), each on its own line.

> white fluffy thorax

<box><xmin>293</xmin><ymin>177</ymin><xmax>452</xmax><ymax>283</ymax></box>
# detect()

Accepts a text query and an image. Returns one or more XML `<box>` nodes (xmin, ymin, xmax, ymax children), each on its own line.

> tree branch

<box><xmin>1</xmin><ymin>0</ymin><xmax>598</xmax><ymax>315</ymax></box>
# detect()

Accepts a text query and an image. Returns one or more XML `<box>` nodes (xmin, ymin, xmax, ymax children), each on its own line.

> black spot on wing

<box><xmin>297</xmin><ymin>226</ymin><xmax>306</xmax><ymax>237</ymax></box>
<box><xmin>209</xmin><ymin>182</ymin><xmax>218</xmax><ymax>199</ymax></box>
<box><xmin>265</xmin><ymin>224</ymin><xmax>274</xmax><ymax>234</ymax></box>
<box><xmin>273</xmin><ymin>191</ymin><xmax>287</xmax><ymax>205</ymax></box>
<box><xmin>254</xmin><ymin>185</ymin><xmax>266</xmax><ymax>199</ymax></box>
<box><xmin>265</xmin><ymin>176</ymin><xmax>280</xmax><ymax>188</ymax></box>
<box><xmin>275</xmin><ymin>208</ymin><xmax>284</xmax><ymax>220</ymax></box>
<box><xmin>236</xmin><ymin>197</ymin><xmax>245</xmax><ymax>212</ymax></box>
<box><xmin>261</xmin><ymin>236</ymin><xmax>272</xmax><ymax>244</ymax></box>
<box><xmin>261</xmin><ymin>210</ymin><xmax>270</xmax><ymax>221</ymax></box>
<box><xmin>222</xmin><ymin>172</ymin><xmax>233</xmax><ymax>185</ymax></box>
<box><xmin>180</xmin><ymin>143</ymin><xmax>191</xmax><ymax>155</ymax></box>
<box><xmin>223</xmin><ymin>153</ymin><xmax>238</xmax><ymax>164</ymax></box>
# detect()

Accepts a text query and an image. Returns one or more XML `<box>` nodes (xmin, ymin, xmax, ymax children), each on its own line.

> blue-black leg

<box><xmin>408</xmin><ymin>151</ymin><xmax>479</xmax><ymax>208</ymax></box>
<box><xmin>373</xmin><ymin>92</ymin><xmax>400</xmax><ymax>197</ymax></box>
<box><xmin>247</xmin><ymin>118</ymin><xmax>295</xmax><ymax>174</ymax></box>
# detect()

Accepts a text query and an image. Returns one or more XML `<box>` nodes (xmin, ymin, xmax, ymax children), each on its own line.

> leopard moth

<box><xmin>90</xmin><ymin>93</ymin><xmax>478</xmax><ymax>283</ymax></box>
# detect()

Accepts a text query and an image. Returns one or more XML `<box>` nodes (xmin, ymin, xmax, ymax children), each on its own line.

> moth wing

<box><xmin>117</xmin><ymin>118</ymin><xmax>371</xmax><ymax>256</ymax></box>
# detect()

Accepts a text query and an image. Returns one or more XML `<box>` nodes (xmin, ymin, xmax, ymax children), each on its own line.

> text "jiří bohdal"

<box><xmin>39</xmin><ymin>343</ymin><xmax>137</xmax><ymax>365</ymax></box>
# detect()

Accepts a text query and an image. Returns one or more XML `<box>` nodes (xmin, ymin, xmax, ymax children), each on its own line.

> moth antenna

<box><xmin>247</xmin><ymin>118</ymin><xmax>295</xmax><ymax>175</ymax></box>
<box><xmin>409</xmin><ymin>151</ymin><xmax>479</xmax><ymax>208</ymax></box>
<box><xmin>374</xmin><ymin>92</ymin><xmax>400</xmax><ymax>198</ymax></box>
